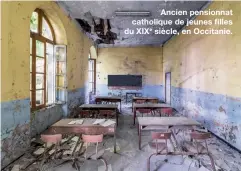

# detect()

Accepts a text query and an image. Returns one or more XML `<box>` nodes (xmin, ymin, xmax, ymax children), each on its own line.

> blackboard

<box><xmin>108</xmin><ymin>75</ymin><xmax>142</xmax><ymax>87</ymax></box>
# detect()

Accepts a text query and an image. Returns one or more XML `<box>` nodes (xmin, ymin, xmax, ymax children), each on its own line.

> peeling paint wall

<box><xmin>97</xmin><ymin>47</ymin><xmax>164</xmax><ymax>102</ymax></box>
<box><xmin>67</xmin><ymin>35</ymin><xmax>93</xmax><ymax>116</ymax></box>
<box><xmin>1</xmin><ymin>1</ymin><xmax>92</xmax><ymax>167</ymax></box>
<box><xmin>163</xmin><ymin>1</ymin><xmax>241</xmax><ymax>150</ymax></box>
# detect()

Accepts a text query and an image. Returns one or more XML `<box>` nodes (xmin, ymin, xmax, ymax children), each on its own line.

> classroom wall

<box><xmin>96</xmin><ymin>47</ymin><xmax>164</xmax><ymax>102</ymax></box>
<box><xmin>1</xmin><ymin>1</ymin><xmax>91</xmax><ymax>167</ymax></box>
<box><xmin>163</xmin><ymin>1</ymin><xmax>241</xmax><ymax>150</ymax></box>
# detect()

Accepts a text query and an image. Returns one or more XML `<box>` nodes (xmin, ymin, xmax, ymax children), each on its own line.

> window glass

<box><xmin>30</xmin><ymin>73</ymin><xmax>32</xmax><ymax>90</ymax></box>
<box><xmin>30</xmin><ymin>38</ymin><xmax>32</xmax><ymax>54</ymax></box>
<box><xmin>42</xmin><ymin>18</ymin><xmax>53</xmax><ymax>40</ymax></box>
<box><xmin>30</xmin><ymin>55</ymin><xmax>32</xmax><ymax>72</ymax></box>
<box><xmin>36</xmin><ymin>40</ymin><xmax>44</xmax><ymax>57</ymax></box>
<box><xmin>30</xmin><ymin>12</ymin><xmax>38</xmax><ymax>33</ymax></box>
<box><xmin>56</xmin><ymin>47</ymin><xmax>65</xmax><ymax>61</ymax></box>
<box><xmin>36</xmin><ymin>74</ymin><xmax>44</xmax><ymax>89</ymax></box>
<box><xmin>36</xmin><ymin>57</ymin><xmax>44</xmax><ymax>73</ymax></box>
<box><xmin>57</xmin><ymin>62</ymin><xmax>66</xmax><ymax>75</ymax></box>
<box><xmin>56</xmin><ymin>75</ymin><xmax>65</xmax><ymax>87</ymax></box>
<box><xmin>36</xmin><ymin>90</ymin><xmax>44</xmax><ymax>105</ymax></box>
<box><xmin>46</xmin><ymin>43</ymin><xmax>54</xmax><ymax>104</ymax></box>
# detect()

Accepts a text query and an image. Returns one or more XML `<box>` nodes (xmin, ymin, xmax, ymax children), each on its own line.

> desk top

<box><xmin>137</xmin><ymin>117</ymin><xmax>201</xmax><ymax>126</ymax></box>
<box><xmin>51</xmin><ymin>118</ymin><xmax>116</xmax><ymax>128</ymax></box>
<box><xmin>79</xmin><ymin>104</ymin><xmax>118</xmax><ymax>109</ymax></box>
<box><xmin>133</xmin><ymin>97</ymin><xmax>158</xmax><ymax>100</ymax></box>
<box><xmin>133</xmin><ymin>103</ymin><xmax>171</xmax><ymax>108</ymax></box>
<box><xmin>95</xmin><ymin>96</ymin><xmax>121</xmax><ymax>100</ymax></box>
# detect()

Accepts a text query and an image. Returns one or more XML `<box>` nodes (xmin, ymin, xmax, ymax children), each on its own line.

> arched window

<box><xmin>30</xmin><ymin>9</ymin><xmax>56</xmax><ymax>110</ymax></box>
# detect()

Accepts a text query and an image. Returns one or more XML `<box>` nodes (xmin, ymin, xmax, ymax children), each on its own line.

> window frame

<box><xmin>30</xmin><ymin>9</ymin><xmax>56</xmax><ymax>111</ymax></box>
<box><xmin>88</xmin><ymin>57</ymin><xmax>96</xmax><ymax>95</ymax></box>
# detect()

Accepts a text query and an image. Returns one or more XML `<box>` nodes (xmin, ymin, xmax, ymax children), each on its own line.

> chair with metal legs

<box><xmin>149</xmin><ymin>99</ymin><xmax>159</xmax><ymax>104</ymax></box>
<box><xmin>185</xmin><ymin>132</ymin><xmax>216</xmax><ymax>171</ymax></box>
<box><xmin>98</xmin><ymin>110</ymin><xmax>115</xmax><ymax>119</ymax></box>
<box><xmin>147</xmin><ymin>132</ymin><xmax>174</xmax><ymax>171</ymax></box>
<box><xmin>82</xmin><ymin>134</ymin><xmax>108</xmax><ymax>171</ymax></box>
<box><xmin>137</xmin><ymin>108</ymin><xmax>153</xmax><ymax>117</ymax></box>
<box><xmin>136</xmin><ymin>99</ymin><xmax>146</xmax><ymax>104</ymax></box>
<box><xmin>79</xmin><ymin>110</ymin><xmax>93</xmax><ymax>118</ymax></box>
<box><xmin>40</xmin><ymin>134</ymin><xmax>62</xmax><ymax>170</ymax></box>
<box><xmin>154</xmin><ymin>107</ymin><xmax>172</xmax><ymax>117</ymax></box>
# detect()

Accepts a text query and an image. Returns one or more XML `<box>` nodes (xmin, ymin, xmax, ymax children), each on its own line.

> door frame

<box><xmin>165</xmin><ymin>72</ymin><xmax>171</xmax><ymax>104</ymax></box>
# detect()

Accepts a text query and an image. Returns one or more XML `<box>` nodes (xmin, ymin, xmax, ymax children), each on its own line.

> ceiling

<box><xmin>58</xmin><ymin>1</ymin><xmax>209</xmax><ymax>47</ymax></box>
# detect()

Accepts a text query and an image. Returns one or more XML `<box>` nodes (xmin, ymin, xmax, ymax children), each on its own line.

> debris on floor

<box><xmin>10</xmin><ymin>165</ymin><xmax>20</xmax><ymax>171</ymax></box>
<box><xmin>98</xmin><ymin>164</ymin><xmax>112</xmax><ymax>171</ymax></box>
<box><xmin>3</xmin><ymin>104</ymin><xmax>241</xmax><ymax>171</ymax></box>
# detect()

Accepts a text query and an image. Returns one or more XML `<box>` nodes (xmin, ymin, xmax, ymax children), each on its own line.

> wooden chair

<box><xmin>149</xmin><ymin>99</ymin><xmax>158</xmax><ymax>103</ymax></box>
<box><xmin>98</xmin><ymin>110</ymin><xmax>115</xmax><ymax>119</ymax></box>
<box><xmin>82</xmin><ymin>134</ymin><xmax>107</xmax><ymax>171</ymax></box>
<box><xmin>98</xmin><ymin>110</ymin><xmax>117</xmax><ymax>125</ymax></box>
<box><xmin>41</xmin><ymin>134</ymin><xmax>62</xmax><ymax>159</ymax></box>
<box><xmin>95</xmin><ymin>99</ymin><xmax>102</xmax><ymax>104</ymax></box>
<box><xmin>110</xmin><ymin>99</ymin><xmax>119</xmax><ymax>104</ymax></box>
<box><xmin>186</xmin><ymin>132</ymin><xmax>216</xmax><ymax>171</ymax></box>
<box><xmin>153</xmin><ymin>108</ymin><xmax>172</xmax><ymax>117</ymax></box>
<box><xmin>190</xmin><ymin>132</ymin><xmax>211</xmax><ymax>153</ymax></box>
<box><xmin>137</xmin><ymin>108</ymin><xmax>152</xmax><ymax>117</ymax></box>
<box><xmin>135</xmin><ymin>99</ymin><xmax>146</xmax><ymax>104</ymax></box>
<box><xmin>40</xmin><ymin>134</ymin><xmax>62</xmax><ymax>170</ymax></box>
<box><xmin>79</xmin><ymin>110</ymin><xmax>93</xmax><ymax>118</ymax></box>
<box><xmin>155</xmin><ymin>108</ymin><xmax>172</xmax><ymax>117</ymax></box>
<box><xmin>147</xmin><ymin>132</ymin><xmax>174</xmax><ymax>171</ymax></box>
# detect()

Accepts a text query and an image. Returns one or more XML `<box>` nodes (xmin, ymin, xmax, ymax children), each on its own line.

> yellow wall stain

<box><xmin>1</xmin><ymin>1</ymin><xmax>93</xmax><ymax>102</ymax></box>
<box><xmin>163</xmin><ymin>1</ymin><xmax>241</xmax><ymax>97</ymax></box>
<box><xmin>97</xmin><ymin>47</ymin><xmax>163</xmax><ymax>85</ymax></box>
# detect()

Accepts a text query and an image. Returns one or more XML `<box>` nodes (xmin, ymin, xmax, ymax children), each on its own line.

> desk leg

<box><xmin>139</xmin><ymin>125</ymin><xmax>142</xmax><ymax>150</ymax></box>
<box><xmin>170</xmin><ymin>129</ymin><xmax>179</xmax><ymax>148</ymax></box>
<box><xmin>120</xmin><ymin>101</ymin><xmax>121</xmax><ymax>113</ymax></box>
<box><xmin>116</xmin><ymin>109</ymin><xmax>118</xmax><ymax>126</ymax></box>
<box><xmin>134</xmin><ymin>108</ymin><xmax>136</xmax><ymax>125</ymax></box>
<box><xmin>132</xmin><ymin>101</ymin><xmax>133</xmax><ymax>112</ymax></box>
<box><xmin>114</xmin><ymin>126</ymin><xmax>117</xmax><ymax>153</ymax></box>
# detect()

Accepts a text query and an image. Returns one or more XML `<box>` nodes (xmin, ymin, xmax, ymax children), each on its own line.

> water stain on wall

<box><xmin>219</xmin><ymin>106</ymin><xmax>226</xmax><ymax>114</ymax></box>
<box><xmin>1</xmin><ymin>123</ymin><xmax>30</xmax><ymax>167</ymax></box>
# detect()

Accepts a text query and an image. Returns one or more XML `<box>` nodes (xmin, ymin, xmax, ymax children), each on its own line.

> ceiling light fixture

<box><xmin>115</xmin><ymin>11</ymin><xmax>151</xmax><ymax>16</ymax></box>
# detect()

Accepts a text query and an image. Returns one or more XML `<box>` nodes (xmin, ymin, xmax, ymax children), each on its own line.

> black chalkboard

<box><xmin>108</xmin><ymin>75</ymin><xmax>142</xmax><ymax>87</ymax></box>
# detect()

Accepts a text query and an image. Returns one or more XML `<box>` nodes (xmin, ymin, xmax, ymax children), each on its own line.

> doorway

<box><xmin>165</xmin><ymin>72</ymin><xmax>171</xmax><ymax>104</ymax></box>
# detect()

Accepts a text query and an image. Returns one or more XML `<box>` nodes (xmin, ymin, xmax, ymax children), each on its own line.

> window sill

<box><xmin>31</xmin><ymin>103</ymin><xmax>65</xmax><ymax>113</ymax></box>
<box><xmin>55</xmin><ymin>101</ymin><xmax>66</xmax><ymax>105</ymax></box>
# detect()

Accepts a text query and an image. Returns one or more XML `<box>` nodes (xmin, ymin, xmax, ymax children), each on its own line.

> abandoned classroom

<box><xmin>1</xmin><ymin>1</ymin><xmax>241</xmax><ymax>171</ymax></box>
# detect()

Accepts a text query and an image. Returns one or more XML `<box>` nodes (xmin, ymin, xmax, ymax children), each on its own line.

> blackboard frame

<box><xmin>107</xmin><ymin>75</ymin><xmax>142</xmax><ymax>87</ymax></box>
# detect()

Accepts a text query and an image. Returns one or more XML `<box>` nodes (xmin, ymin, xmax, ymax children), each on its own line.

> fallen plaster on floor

<box><xmin>4</xmin><ymin>104</ymin><xmax>241</xmax><ymax>171</ymax></box>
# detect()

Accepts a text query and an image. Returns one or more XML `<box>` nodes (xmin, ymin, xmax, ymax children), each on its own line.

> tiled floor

<box><xmin>4</xmin><ymin>104</ymin><xmax>241</xmax><ymax>171</ymax></box>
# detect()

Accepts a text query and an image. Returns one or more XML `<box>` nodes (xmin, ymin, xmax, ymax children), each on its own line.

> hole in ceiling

<box><xmin>76</xmin><ymin>15</ymin><xmax>117</xmax><ymax>45</ymax></box>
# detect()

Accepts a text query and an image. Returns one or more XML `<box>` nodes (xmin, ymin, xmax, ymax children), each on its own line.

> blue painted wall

<box><xmin>1</xmin><ymin>86</ymin><xmax>88</xmax><ymax>166</ymax></box>
<box><xmin>171</xmin><ymin>86</ymin><xmax>241</xmax><ymax>150</ymax></box>
<box><xmin>30</xmin><ymin>105</ymin><xmax>64</xmax><ymax>137</ymax></box>
<box><xmin>67</xmin><ymin>87</ymin><xmax>86</xmax><ymax>116</ymax></box>
<box><xmin>1</xmin><ymin>98</ymin><xmax>30</xmax><ymax>167</ymax></box>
